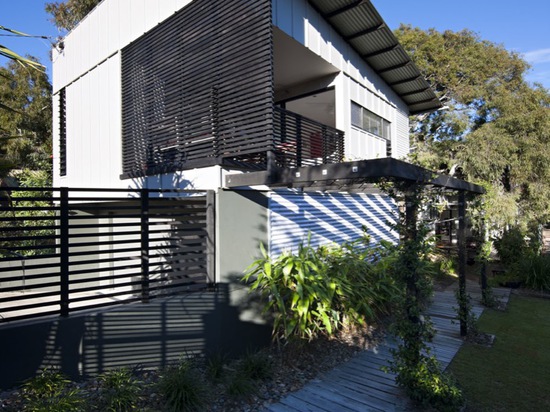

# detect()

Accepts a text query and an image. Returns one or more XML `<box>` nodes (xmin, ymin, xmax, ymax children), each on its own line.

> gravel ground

<box><xmin>0</xmin><ymin>324</ymin><xmax>383</xmax><ymax>411</ymax></box>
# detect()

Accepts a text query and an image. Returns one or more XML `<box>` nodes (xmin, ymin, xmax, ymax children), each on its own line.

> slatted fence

<box><xmin>0</xmin><ymin>187</ymin><xmax>214</xmax><ymax>323</ymax></box>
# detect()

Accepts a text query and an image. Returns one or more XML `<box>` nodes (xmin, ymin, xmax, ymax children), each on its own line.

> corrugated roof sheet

<box><xmin>308</xmin><ymin>0</ymin><xmax>441</xmax><ymax>114</ymax></box>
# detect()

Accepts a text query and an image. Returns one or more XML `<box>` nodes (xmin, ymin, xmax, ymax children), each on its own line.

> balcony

<box><xmin>272</xmin><ymin>106</ymin><xmax>344</xmax><ymax>168</ymax></box>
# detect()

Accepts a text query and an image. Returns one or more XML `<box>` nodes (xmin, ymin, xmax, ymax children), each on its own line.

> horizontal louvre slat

<box><xmin>0</xmin><ymin>187</ymin><xmax>212</xmax><ymax>323</ymax></box>
<box><xmin>121</xmin><ymin>0</ymin><xmax>273</xmax><ymax>177</ymax></box>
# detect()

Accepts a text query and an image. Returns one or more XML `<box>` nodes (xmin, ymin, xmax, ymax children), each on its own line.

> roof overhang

<box><xmin>307</xmin><ymin>0</ymin><xmax>442</xmax><ymax>115</ymax></box>
<box><xmin>225</xmin><ymin>158</ymin><xmax>485</xmax><ymax>194</ymax></box>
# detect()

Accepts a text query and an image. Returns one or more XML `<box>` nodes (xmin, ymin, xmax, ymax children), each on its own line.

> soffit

<box><xmin>307</xmin><ymin>0</ymin><xmax>442</xmax><ymax>114</ymax></box>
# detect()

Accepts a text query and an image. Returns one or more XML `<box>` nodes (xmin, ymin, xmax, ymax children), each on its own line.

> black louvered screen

<box><xmin>59</xmin><ymin>88</ymin><xmax>67</xmax><ymax>176</ymax></box>
<box><xmin>121</xmin><ymin>0</ymin><xmax>273</xmax><ymax>178</ymax></box>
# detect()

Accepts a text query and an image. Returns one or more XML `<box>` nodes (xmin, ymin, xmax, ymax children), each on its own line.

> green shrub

<box><xmin>158</xmin><ymin>360</ymin><xmax>208</xmax><ymax>412</ymax></box>
<box><xmin>242</xmin><ymin>241</ymin><xmax>337</xmax><ymax>341</ymax></box>
<box><xmin>393</xmin><ymin>355</ymin><xmax>464</xmax><ymax>412</ymax></box>
<box><xmin>97</xmin><ymin>368</ymin><xmax>141</xmax><ymax>412</ymax></box>
<box><xmin>514</xmin><ymin>253</ymin><xmax>550</xmax><ymax>292</ymax></box>
<box><xmin>494</xmin><ymin>227</ymin><xmax>528</xmax><ymax>266</ymax></box>
<box><xmin>236</xmin><ymin>350</ymin><xmax>273</xmax><ymax>381</ymax></box>
<box><xmin>321</xmin><ymin>239</ymin><xmax>400</xmax><ymax>324</ymax></box>
<box><xmin>225</xmin><ymin>372</ymin><xmax>257</xmax><ymax>399</ymax></box>
<box><xmin>242</xmin><ymin>235</ymin><xmax>401</xmax><ymax>342</ymax></box>
<box><xmin>204</xmin><ymin>352</ymin><xmax>228</xmax><ymax>383</ymax></box>
<box><xmin>21</xmin><ymin>369</ymin><xmax>83</xmax><ymax>412</ymax></box>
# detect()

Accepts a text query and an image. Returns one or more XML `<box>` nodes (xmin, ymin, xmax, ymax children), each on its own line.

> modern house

<box><xmin>0</xmin><ymin>0</ymin><xmax>486</xmax><ymax>389</ymax></box>
<box><xmin>51</xmin><ymin>0</ymin><xmax>444</xmax><ymax>263</ymax></box>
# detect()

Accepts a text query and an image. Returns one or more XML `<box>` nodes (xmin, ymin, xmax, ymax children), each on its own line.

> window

<box><xmin>59</xmin><ymin>88</ymin><xmax>66</xmax><ymax>176</ymax></box>
<box><xmin>351</xmin><ymin>102</ymin><xmax>390</xmax><ymax>140</ymax></box>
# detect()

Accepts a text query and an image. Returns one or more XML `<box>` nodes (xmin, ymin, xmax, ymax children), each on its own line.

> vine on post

<box><xmin>382</xmin><ymin>182</ymin><xmax>464</xmax><ymax>411</ymax></box>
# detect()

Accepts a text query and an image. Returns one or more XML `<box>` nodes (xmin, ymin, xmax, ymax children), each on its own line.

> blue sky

<box><xmin>372</xmin><ymin>0</ymin><xmax>550</xmax><ymax>89</ymax></box>
<box><xmin>1</xmin><ymin>0</ymin><xmax>549</xmax><ymax>89</ymax></box>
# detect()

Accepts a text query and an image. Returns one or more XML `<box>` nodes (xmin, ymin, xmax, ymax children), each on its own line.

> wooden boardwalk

<box><xmin>265</xmin><ymin>281</ymin><xmax>511</xmax><ymax>412</ymax></box>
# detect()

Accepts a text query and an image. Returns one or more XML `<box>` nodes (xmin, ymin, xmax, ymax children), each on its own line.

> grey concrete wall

<box><xmin>0</xmin><ymin>285</ymin><xmax>271</xmax><ymax>390</ymax></box>
<box><xmin>215</xmin><ymin>189</ymin><xmax>270</xmax><ymax>324</ymax></box>
<box><xmin>0</xmin><ymin>189</ymin><xmax>273</xmax><ymax>390</ymax></box>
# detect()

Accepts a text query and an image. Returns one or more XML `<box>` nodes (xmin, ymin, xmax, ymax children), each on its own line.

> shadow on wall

<box><xmin>0</xmin><ymin>282</ymin><xmax>271</xmax><ymax>390</ymax></box>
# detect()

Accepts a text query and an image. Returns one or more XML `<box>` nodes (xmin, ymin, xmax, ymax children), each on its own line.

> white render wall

<box><xmin>272</xmin><ymin>0</ymin><xmax>410</xmax><ymax>160</ymax></box>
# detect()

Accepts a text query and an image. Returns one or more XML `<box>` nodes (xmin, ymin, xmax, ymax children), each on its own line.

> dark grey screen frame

<box><xmin>59</xmin><ymin>88</ymin><xmax>67</xmax><ymax>177</ymax></box>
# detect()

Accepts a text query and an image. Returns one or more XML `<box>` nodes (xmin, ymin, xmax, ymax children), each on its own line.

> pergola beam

<box><xmin>225</xmin><ymin>158</ymin><xmax>485</xmax><ymax>194</ymax></box>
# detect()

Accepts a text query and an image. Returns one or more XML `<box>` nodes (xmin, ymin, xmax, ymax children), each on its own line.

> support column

<box><xmin>59</xmin><ymin>187</ymin><xmax>69</xmax><ymax>317</ymax></box>
<box><xmin>480</xmin><ymin>219</ymin><xmax>489</xmax><ymax>303</ymax></box>
<box><xmin>404</xmin><ymin>186</ymin><xmax>421</xmax><ymax>364</ymax></box>
<box><xmin>457</xmin><ymin>191</ymin><xmax>468</xmax><ymax>336</ymax></box>
<box><xmin>140</xmin><ymin>188</ymin><xmax>150</xmax><ymax>303</ymax></box>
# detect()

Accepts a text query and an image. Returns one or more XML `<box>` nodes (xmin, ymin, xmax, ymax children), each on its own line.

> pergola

<box><xmin>226</xmin><ymin>157</ymin><xmax>485</xmax><ymax>336</ymax></box>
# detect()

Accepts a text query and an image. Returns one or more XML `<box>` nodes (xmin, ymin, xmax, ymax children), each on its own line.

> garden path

<box><xmin>265</xmin><ymin>280</ymin><xmax>511</xmax><ymax>412</ymax></box>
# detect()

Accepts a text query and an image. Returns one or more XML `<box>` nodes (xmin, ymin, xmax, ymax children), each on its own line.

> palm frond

<box><xmin>0</xmin><ymin>45</ymin><xmax>45</xmax><ymax>72</ymax></box>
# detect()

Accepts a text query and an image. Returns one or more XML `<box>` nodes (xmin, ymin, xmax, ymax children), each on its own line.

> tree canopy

<box><xmin>45</xmin><ymin>0</ymin><xmax>101</xmax><ymax>32</ymax></box>
<box><xmin>395</xmin><ymin>25</ymin><xmax>550</xmax><ymax>230</ymax></box>
<box><xmin>0</xmin><ymin>59</ymin><xmax>52</xmax><ymax>181</ymax></box>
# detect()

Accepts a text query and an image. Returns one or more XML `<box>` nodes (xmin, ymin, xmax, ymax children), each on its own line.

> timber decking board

<box><xmin>265</xmin><ymin>281</ymin><xmax>511</xmax><ymax>411</ymax></box>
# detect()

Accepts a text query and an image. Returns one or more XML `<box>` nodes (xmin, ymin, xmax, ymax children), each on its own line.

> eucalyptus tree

<box><xmin>45</xmin><ymin>0</ymin><xmax>101</xmax><ymax>32</ymax></box>
<box><xmin>0</xmin><ymin>59</ymin><xmax>52</xmax><ymax>182</ymax></box>
<box><xmin>395</xmin><ymin>25</ymin><xmax>550</xmax><ymax>231</ymax></box>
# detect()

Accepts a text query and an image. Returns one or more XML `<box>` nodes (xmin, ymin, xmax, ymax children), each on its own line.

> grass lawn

<box><xmin>449</xmin><ymin>294</ymin><xmax>550</xmax><ymax>411</ymax></box>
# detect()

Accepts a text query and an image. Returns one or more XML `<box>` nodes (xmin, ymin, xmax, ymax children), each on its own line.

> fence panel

<box><xmin>0</xmin><ymin>187</ymin><xmax>213</xmax><ymax>323</ymax></box>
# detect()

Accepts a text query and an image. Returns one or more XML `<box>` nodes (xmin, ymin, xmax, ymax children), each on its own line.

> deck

<box><xmin>265</xmin><ymin>280</ymin><xmax>511</xmax><ymax>412</ymax></box>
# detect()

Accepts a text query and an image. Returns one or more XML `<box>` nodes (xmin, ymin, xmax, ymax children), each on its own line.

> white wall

<box><xmin>52</xmin><ymin>0</ymin><xmax>226</xmax><ymax>190</ymax></box>
<box><xmin>53</xmin><ymin>0</ymin><xmax>411</xmax><ymax>189</ymax></box>
<box><xmin>54</xmin><ymin>54</ymin><xmax>122</xmax><ymax>188</ymax></box>
<box><xmin>272</xmin><ymin>0</ymin><xmax>410</xmax><ymax>160</ymax></box>
<box><xmin>269</xmin><ymin>190</ymin><xmax>398</xmax><ymax>256</ymax></box>
<box><xmin>53</xmin><ymin>0</ymin><xmax>194</xmax><ymax>92</ymax></box>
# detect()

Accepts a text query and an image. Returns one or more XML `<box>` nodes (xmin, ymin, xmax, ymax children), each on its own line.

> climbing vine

<box><xmin>382</xmin><ymin>182</ymin><xmax>465</xmax><ymax>411</ymax></box>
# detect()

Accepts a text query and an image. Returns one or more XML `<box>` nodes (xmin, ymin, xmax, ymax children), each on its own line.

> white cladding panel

<box><xmin>348</xmin><ymin>128</ymin><xmax>387</xmax><ymax>160</ymax></box>
<box><xmin>55</xmin><ymin>55</ymin><xmax>122</xmax><ymax>188</ymax></box>
<box><xmin>394</xmin><ymin>108</ymin><xmax>410</xmax><ymax>159</ymax></box>
<box><xmin>269</xmin><ymin>191</ymin><xmax>398</xmax><ymax>256</ymax></box>
<box><xmin>53</xmin><ymin>0</ymin><xmax>194</xmax><ymax>91</ymax></box>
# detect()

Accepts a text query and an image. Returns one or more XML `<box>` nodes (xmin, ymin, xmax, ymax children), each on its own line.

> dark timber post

<box><xmin>296</xmin><ymin>117</ymin><xmax>302</xmax><ymax>167</ymax></box>
<box><xmin>60</xmin><ymin>187</ymin><xmax>69</xmax><ymax>317</ymax></box>
<box><xmin>458</xmin><ymin>191</ymin><xmax>468</xmax><ymax>336</ymax></box>
<box><xmin>404</xmin><ymin>186</ymin><xmax>421</xmax><ymax>365</ymax></box>
<box><xmin>206</xmin><ymin>190</ymin><xmax>216</xmax><ymax>286</ymax></box>
<box><xmin>141</xmin><ymin>189</ymin><xmax>150</xmax><ymax>303</ymax></box>
<box><xmin>322</xmin><ymin>125</ymin><xmax>328</xmax><ymax>164</ymax></box>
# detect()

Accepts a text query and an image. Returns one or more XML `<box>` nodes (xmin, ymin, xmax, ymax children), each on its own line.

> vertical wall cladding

<box><xmin>269</xmin><ymin>191</ymin><xmax>398</xmax><ymax>256</ymax></box>
<box><xmin>394</xmin><ymin>107</ymin><xmax>410</xmax><ymax>159</ymax></box>
<box><xmin>121</xmin><ymin>0</ymin><xmax>274</xmax><ymax>178</ymax></box>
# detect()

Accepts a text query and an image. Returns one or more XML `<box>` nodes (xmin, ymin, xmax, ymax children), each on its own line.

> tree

<box><xmin>0</xmin><ymin>59</ymin><xmax>52</xmax><ymax>180</ymax></box>
<box><xmin>45</xmin><ymin>0</ymin><xmax>101</xmax><ymax>32</ymax></box>
<box><xmin>395</xmin><ymin>25</ymin><xmax>550</xmax><ymax>231</ymax></box>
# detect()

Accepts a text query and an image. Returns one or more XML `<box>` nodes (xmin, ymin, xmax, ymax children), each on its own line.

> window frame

<box><xmin>350</xmin><ymin>101</ymin><xmax>391</xmax><ymax>141</ymax></box>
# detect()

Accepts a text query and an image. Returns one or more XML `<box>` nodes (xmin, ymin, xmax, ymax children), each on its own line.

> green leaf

<box><xmin>0</xmin><ymin>45</ymin><xmax>45</xmax><ymax>72</ymax></box>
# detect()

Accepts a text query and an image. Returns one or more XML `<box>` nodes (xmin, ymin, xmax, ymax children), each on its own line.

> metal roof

<box><xmin>225</xmin><ymin>158</ymin><xmax>485</xmax><ymax>194</ymax></box>
<box><xmin>307</xmin><ymin>0</ymin><xmax>442</xmax><ymax>114</ymax></box>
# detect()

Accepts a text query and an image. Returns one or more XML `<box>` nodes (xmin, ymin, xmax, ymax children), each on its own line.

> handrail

<box><xmin>273</xmin><ymin>106</ymin><xmax>344</xmax><ymax>168</ymax></box>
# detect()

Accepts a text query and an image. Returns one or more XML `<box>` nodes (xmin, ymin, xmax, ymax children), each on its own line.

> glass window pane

<box><xmin>351</xmin><ymin>102</ymin><xmax>362</xmax><ymax>128</ymax></box>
